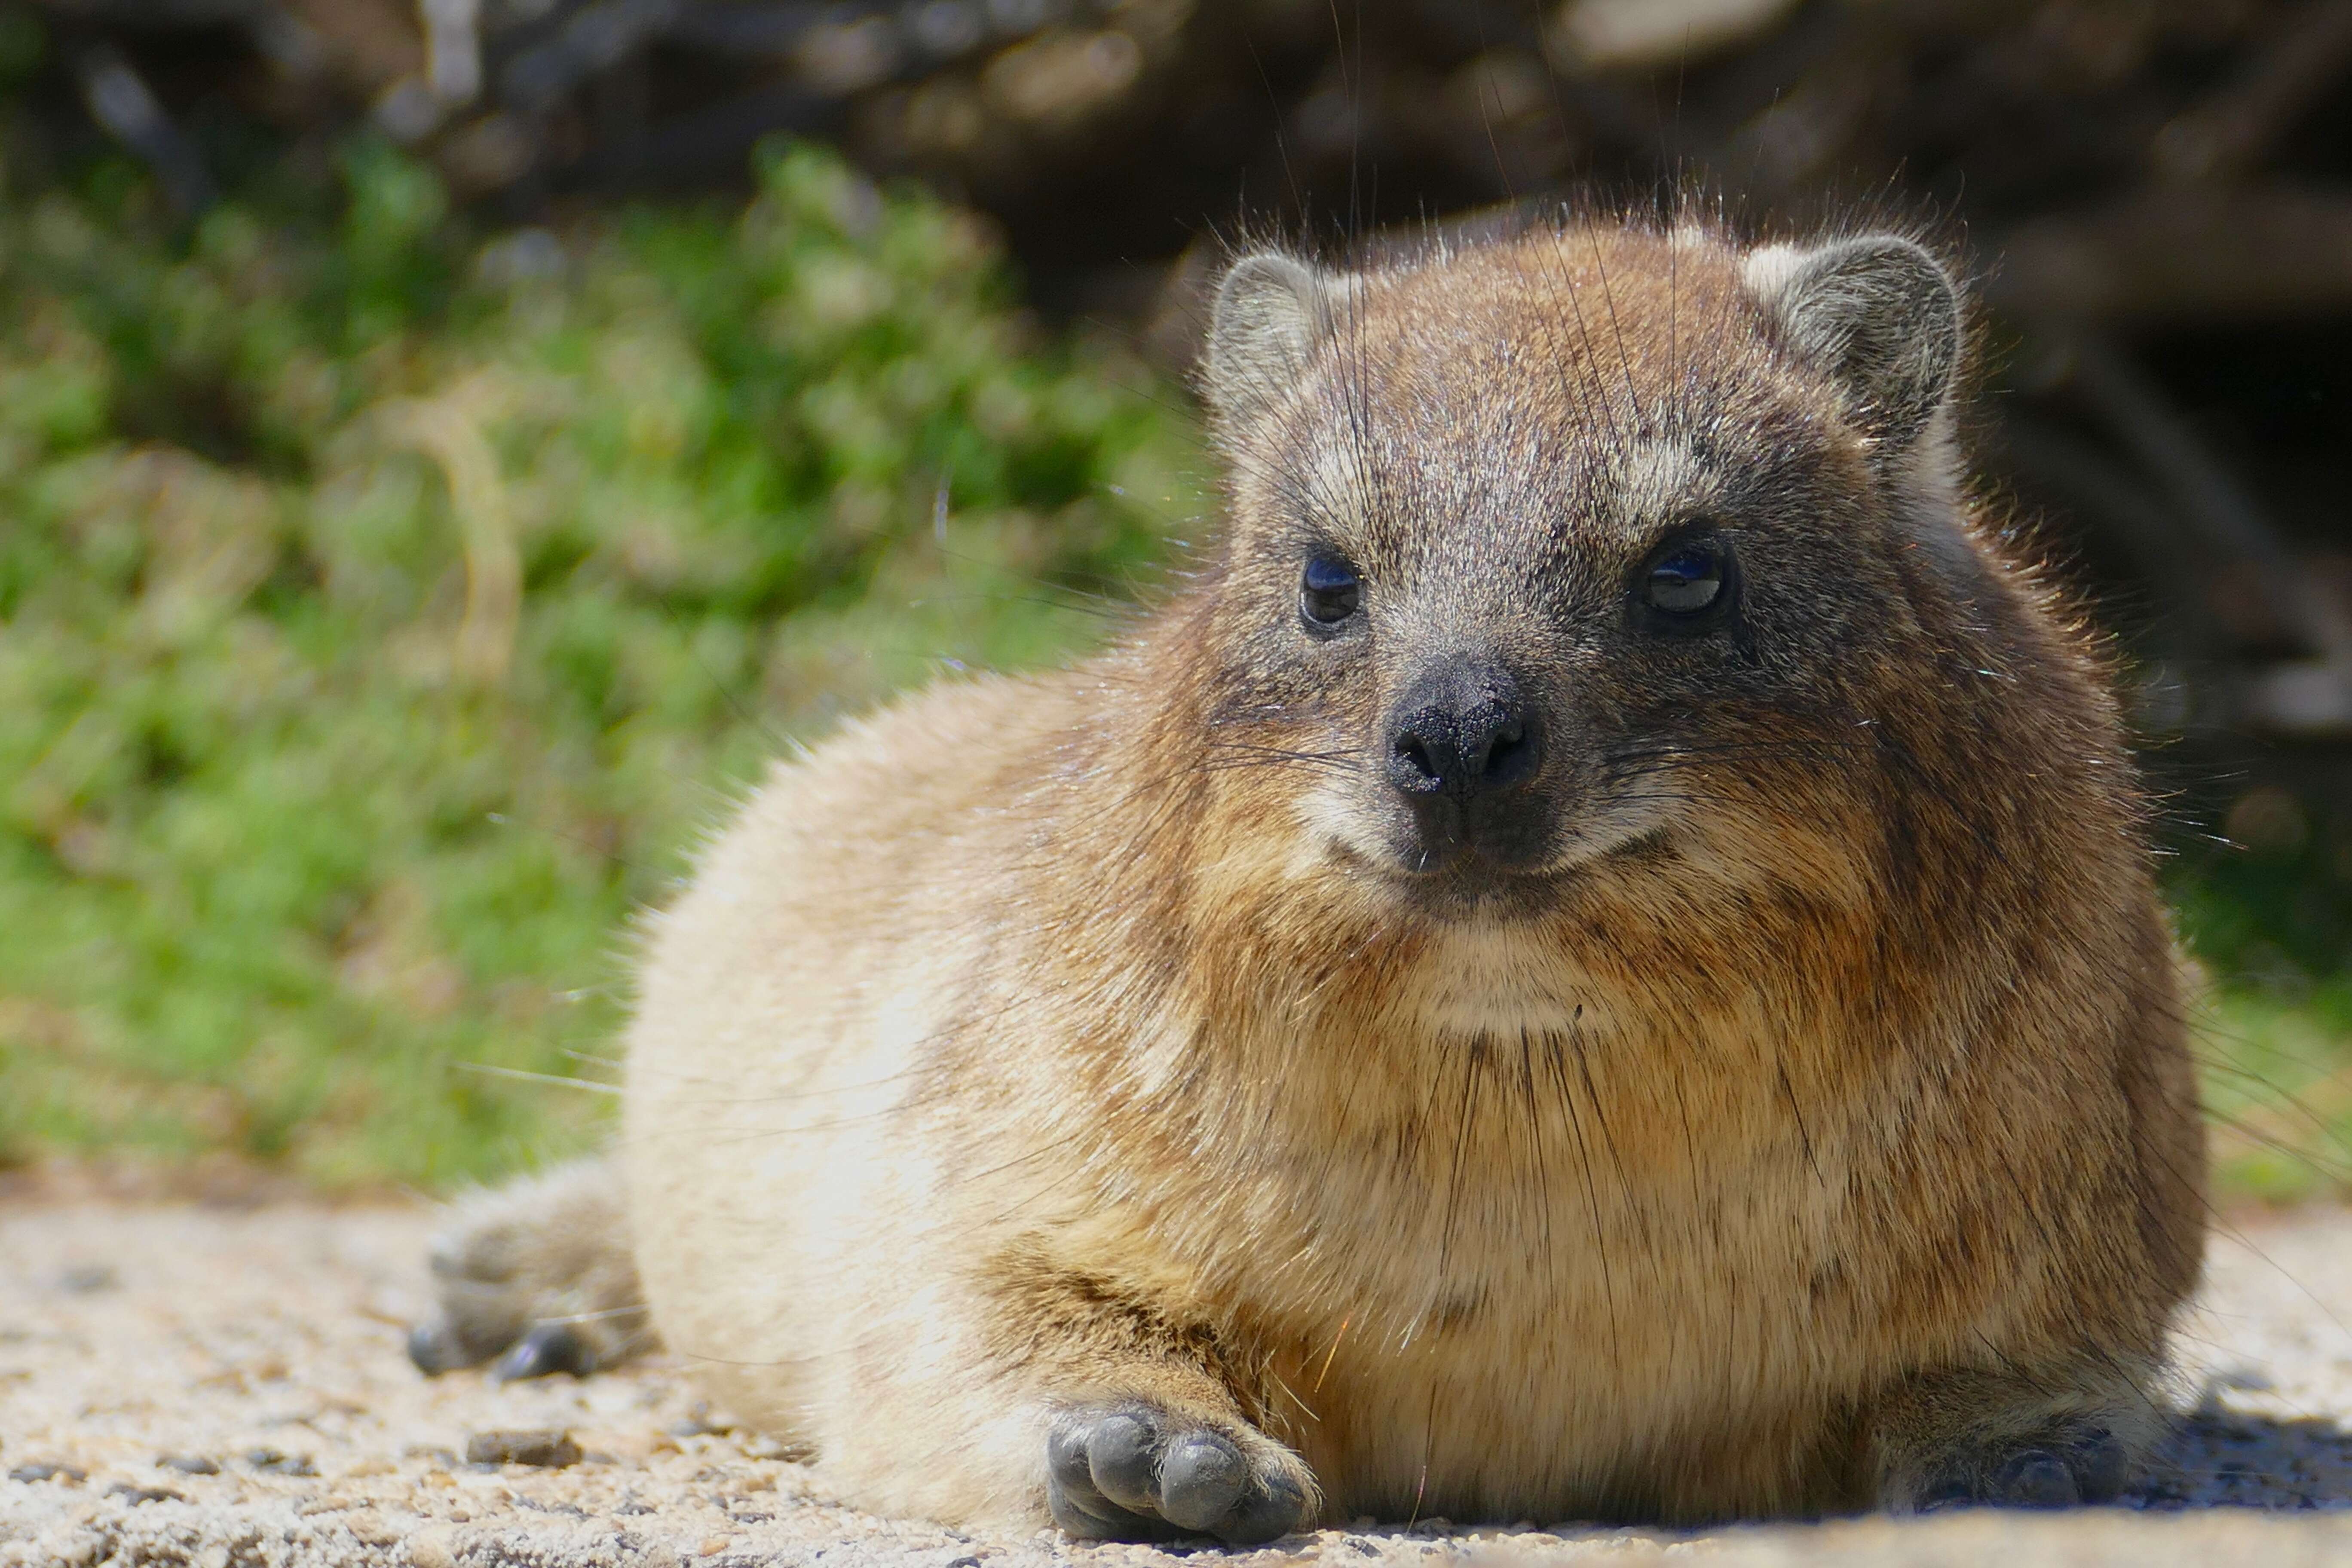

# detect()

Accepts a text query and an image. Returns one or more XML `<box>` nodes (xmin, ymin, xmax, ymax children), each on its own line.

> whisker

<box><xmin>453</xmin><ymin>1062</ymin><xmax>622</xmax><ymax>1096</ymax></box>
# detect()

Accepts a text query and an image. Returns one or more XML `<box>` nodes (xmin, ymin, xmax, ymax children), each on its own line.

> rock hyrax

<box><xmin>409</xmin><ymin>216</ymin><xmax>2207</xmax><ymax>1539</ymax></box>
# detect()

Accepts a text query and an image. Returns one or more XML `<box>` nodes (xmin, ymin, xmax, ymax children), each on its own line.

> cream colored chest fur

<box><xmin>1098</xmin><ymin>980</ymin><xmax>1891</xmax><ymax>1521</ymax></box>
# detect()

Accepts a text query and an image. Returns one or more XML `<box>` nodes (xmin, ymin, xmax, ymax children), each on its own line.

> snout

<box><xmin>1381</xmin><ymin>658</ymin><xmax>1546</xmax><ymax>864</ymax></box>
<box><xmin>1385</xmin><ymin>677</ymin><xmax>1537</xmax><ymax>802</ymax></box>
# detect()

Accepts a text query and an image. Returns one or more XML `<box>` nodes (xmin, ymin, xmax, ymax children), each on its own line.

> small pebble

<box><xmin>160</xmin><ymin>1455</ymin><xmax>220</xmax><ymax>1475</ymax></box>
<box><xmin>245</xmin><ymin>1448</ymin><xmax>317</xmax><ymax>1476</ymax></box>
<box><xmin>465</xmin><ymin>1430</ymin><xmax>583</xmax><ymax>1469</ymax></box>
<box><xmin>406</xmin><ymin>1528</ymin><xmax>460</xmax><ymax>1568</ymax></box>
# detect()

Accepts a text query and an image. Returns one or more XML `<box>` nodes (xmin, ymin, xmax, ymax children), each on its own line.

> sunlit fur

<box><xmin>445</xmin><ymin>216</ymin><xmax>2206</xmax><ymax>1528</ymax></box>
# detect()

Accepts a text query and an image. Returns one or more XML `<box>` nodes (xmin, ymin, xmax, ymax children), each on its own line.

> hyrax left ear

<box><xmin>1200</xmin><ymin>252</ymin><xmax>1347</xmax><ymax>428</ymax></box>
<box><xmin>1743</xmin><ymin>236</ymin><xmax>1960</xmax><ymax>449</ymax></box>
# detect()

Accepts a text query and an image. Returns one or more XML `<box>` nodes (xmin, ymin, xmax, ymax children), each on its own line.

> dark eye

<box><xmin>1640</xmin><ymin>534</ymin><xmax>1732</xmax><ymax>622</ymax></box>
<box><xmin>1301</xmin><ymin>555</ymin><xmax>1361</xmax><ymax>628</ymax></box>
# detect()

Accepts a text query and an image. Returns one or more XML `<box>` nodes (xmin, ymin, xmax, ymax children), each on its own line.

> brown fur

<box><xmin>412</xmin><ymin>216</ymin><xmax>2206</xmax><ymax>1532</ymax></box>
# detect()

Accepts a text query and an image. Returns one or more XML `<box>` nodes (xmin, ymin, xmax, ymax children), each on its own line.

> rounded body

<box><xmin>606</xmin><ymin>221</ymin><xmax>2209</xmax><ymax>1530</ymax></box>
<box><xmin>625</xmin><ymin>616</ymin><xmax>2202</xmax><ymax>1525</ymax></box>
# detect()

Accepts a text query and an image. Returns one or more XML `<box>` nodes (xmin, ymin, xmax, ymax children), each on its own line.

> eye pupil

<box><xmin>1301</xmin><ymin>556</ymin><xmax>1361</xmax><ymax>627</ymax></box>
<box><xmin>1644</xmin><ymin>540</ymin><xmax>1726</xmax><ymax>616</ymax></box>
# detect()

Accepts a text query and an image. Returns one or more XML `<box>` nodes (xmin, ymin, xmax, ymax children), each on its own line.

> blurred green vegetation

<box><xmin>2195</xmin><ymin>986</ymin><xmax>2352</xmax><ymax>1205</ymax></box>
<box><xmin>0</xmin><ymin>132</ymin><xmax>1205</xmax><ymax>1187</ymax></box>
<box><xmin>0</xmin><ymin>97</ymin><xmax>2348</xmax><ymax>1204</ymax></box>
<box><xmin>2168</xmin><ymin>810</ymin><xmax>2352</xmax><ymax>1205</ymax></box>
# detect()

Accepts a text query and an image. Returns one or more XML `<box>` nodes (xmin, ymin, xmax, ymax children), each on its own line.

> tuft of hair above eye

<box><xmin>1636</xmin><ymin>532</ymin><xmax>1736</xmax><ymax>629</ymax></box>
<box><xmin>1300</xmin><ymin>556</ymin><xmax>1362</xmax><ymax>630</ymax></box>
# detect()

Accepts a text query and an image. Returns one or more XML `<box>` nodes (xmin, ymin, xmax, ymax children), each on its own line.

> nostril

<box><xmin>1482</xmin><ymin>720</ymin><xmax>1528</xmax><ymax>779</ymax></box>
<box><xmin>1394</xmin><ymin>735</ymin><xmax>1440</xmax><ymax>786</ymax></box>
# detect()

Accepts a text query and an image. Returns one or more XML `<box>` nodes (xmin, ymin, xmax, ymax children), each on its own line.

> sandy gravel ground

<box><xmin>5</xmin><ymin>1201</ymin><xmax>2352</xmax><ymax>1567</ymax></box>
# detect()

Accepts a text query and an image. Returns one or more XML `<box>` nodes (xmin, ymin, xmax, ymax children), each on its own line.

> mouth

<box><xmin>1357</xmin><ymin>822</ymin><xmax>1678</xmax><ymax>922</ymax></box>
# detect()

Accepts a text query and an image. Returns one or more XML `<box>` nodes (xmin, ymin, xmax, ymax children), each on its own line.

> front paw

<box><xmin>1046</xmin><ymin>1403</ymin><xmax>1312</xmax><ymax>1545</ymax></box>
<box><xmin>1914</xmin><ymin>1424</ymin><xmax>2129</xmax><ymax>1511</ymax></box>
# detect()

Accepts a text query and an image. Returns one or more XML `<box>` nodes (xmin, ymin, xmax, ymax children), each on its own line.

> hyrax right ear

<box><xmin>1743</xmin><ymin>236</ymin><xmax>1960</xmax><ymax>450</ymax></box>
<box><xmin>1200</xmin><ymin>253</ymin><xmax>1345</xmax><ymax>426</ymax></box>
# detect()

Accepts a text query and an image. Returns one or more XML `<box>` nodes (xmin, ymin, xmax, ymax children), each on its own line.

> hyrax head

<box><xmin>1191</xmin><ymin>221</ymin><xmax>1971</xmax><ymax>922</ymax></box>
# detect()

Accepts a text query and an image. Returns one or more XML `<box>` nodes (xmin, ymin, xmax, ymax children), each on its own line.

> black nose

<box><xmin>1384</xmin><ymin>662</ymin><xmax>1540</xmax><ymax>804</ymax></box>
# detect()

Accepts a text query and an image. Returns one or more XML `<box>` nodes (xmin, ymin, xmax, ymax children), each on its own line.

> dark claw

<box><xmin>1045</xmin><ymin>1405</ymin><xmax>1307</xmax><ymax>1545</ymax></box>
<box><xmin>1223</xmin><ymin>1465</ymin><xmax>1310</xmax><ymax>1547</ymax></box>
<box><xmin>1987</xmin><ymin>1449</ymin><xmax>2079</xmax><ymax>1509</ymax></box>
<box><xmin>1086</xmin><ymin>1411</ymin><xmax>1161</xmax><ymax>1512</ymax></box>
<box><xmin>1045</xmin><ymin>1483</ymin><xmax>1106</xmax><ymax>1538</ymax></box>
<box><xmin>1046</xmin><ymin>1415</ymin><xmax>1171</xmax><ymax>1541</ymax></box>
<box><xmin>2069</xmin><ymin>1427</ymin><xmax>2128</xmax><ymax>1503</ymax></box>
<box><xmin>1047</xmin><ymin>1485</ymin><xmax>1171</xmax><ymax>1541</ymax></box>
<box><xmin>492</xmin><ymin>1323</ymin><xmax>591</xmax><ymax>1382</ymax></box>
<box><xmin>1158</xmin><ymin>1432</ymin><xmax>1248</xmax><ymax>1533</ymax></box>
<box><xmin>1047</xmin><ymin>1482</ymin><xmax>1162</xmax><ymax>1541</ymax></box>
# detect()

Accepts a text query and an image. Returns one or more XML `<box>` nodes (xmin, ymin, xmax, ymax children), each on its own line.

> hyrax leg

<box><xmin>971</xmin><ymin>1260</ymin><xmax>1317</xmax><ymax>1543</ymax></box>
<box><xmin>405</xmin><ymin>1157</ymin><xmax>653</xmax><ymax>1381</ymax></box>
<box><xmin>1869</xmin><ymin>1362</ymin><xmax>2162</xmax><ymax>1511</ymax></box>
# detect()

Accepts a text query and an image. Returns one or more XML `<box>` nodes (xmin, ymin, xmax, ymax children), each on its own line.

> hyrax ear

<box><xmin>1200</xmin><ymin>253</ymin><xmax>1345</xmax><ymax>426</ymax></box>
<box><xmin>1743</xmin><ymin>236</ymin><xmax>1960</xmax><ymax>449</ymax></box>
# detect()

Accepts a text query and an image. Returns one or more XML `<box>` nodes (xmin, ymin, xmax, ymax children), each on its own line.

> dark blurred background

<box><xmin>9</xmin><ymin>0</ymin><xmax>2352</xmax><ymax>1194</ymax></box>
<box><xmin>33</xmin><ymin>3</ymin><xmax>2352</xmax><ymax>774</ymax></box>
